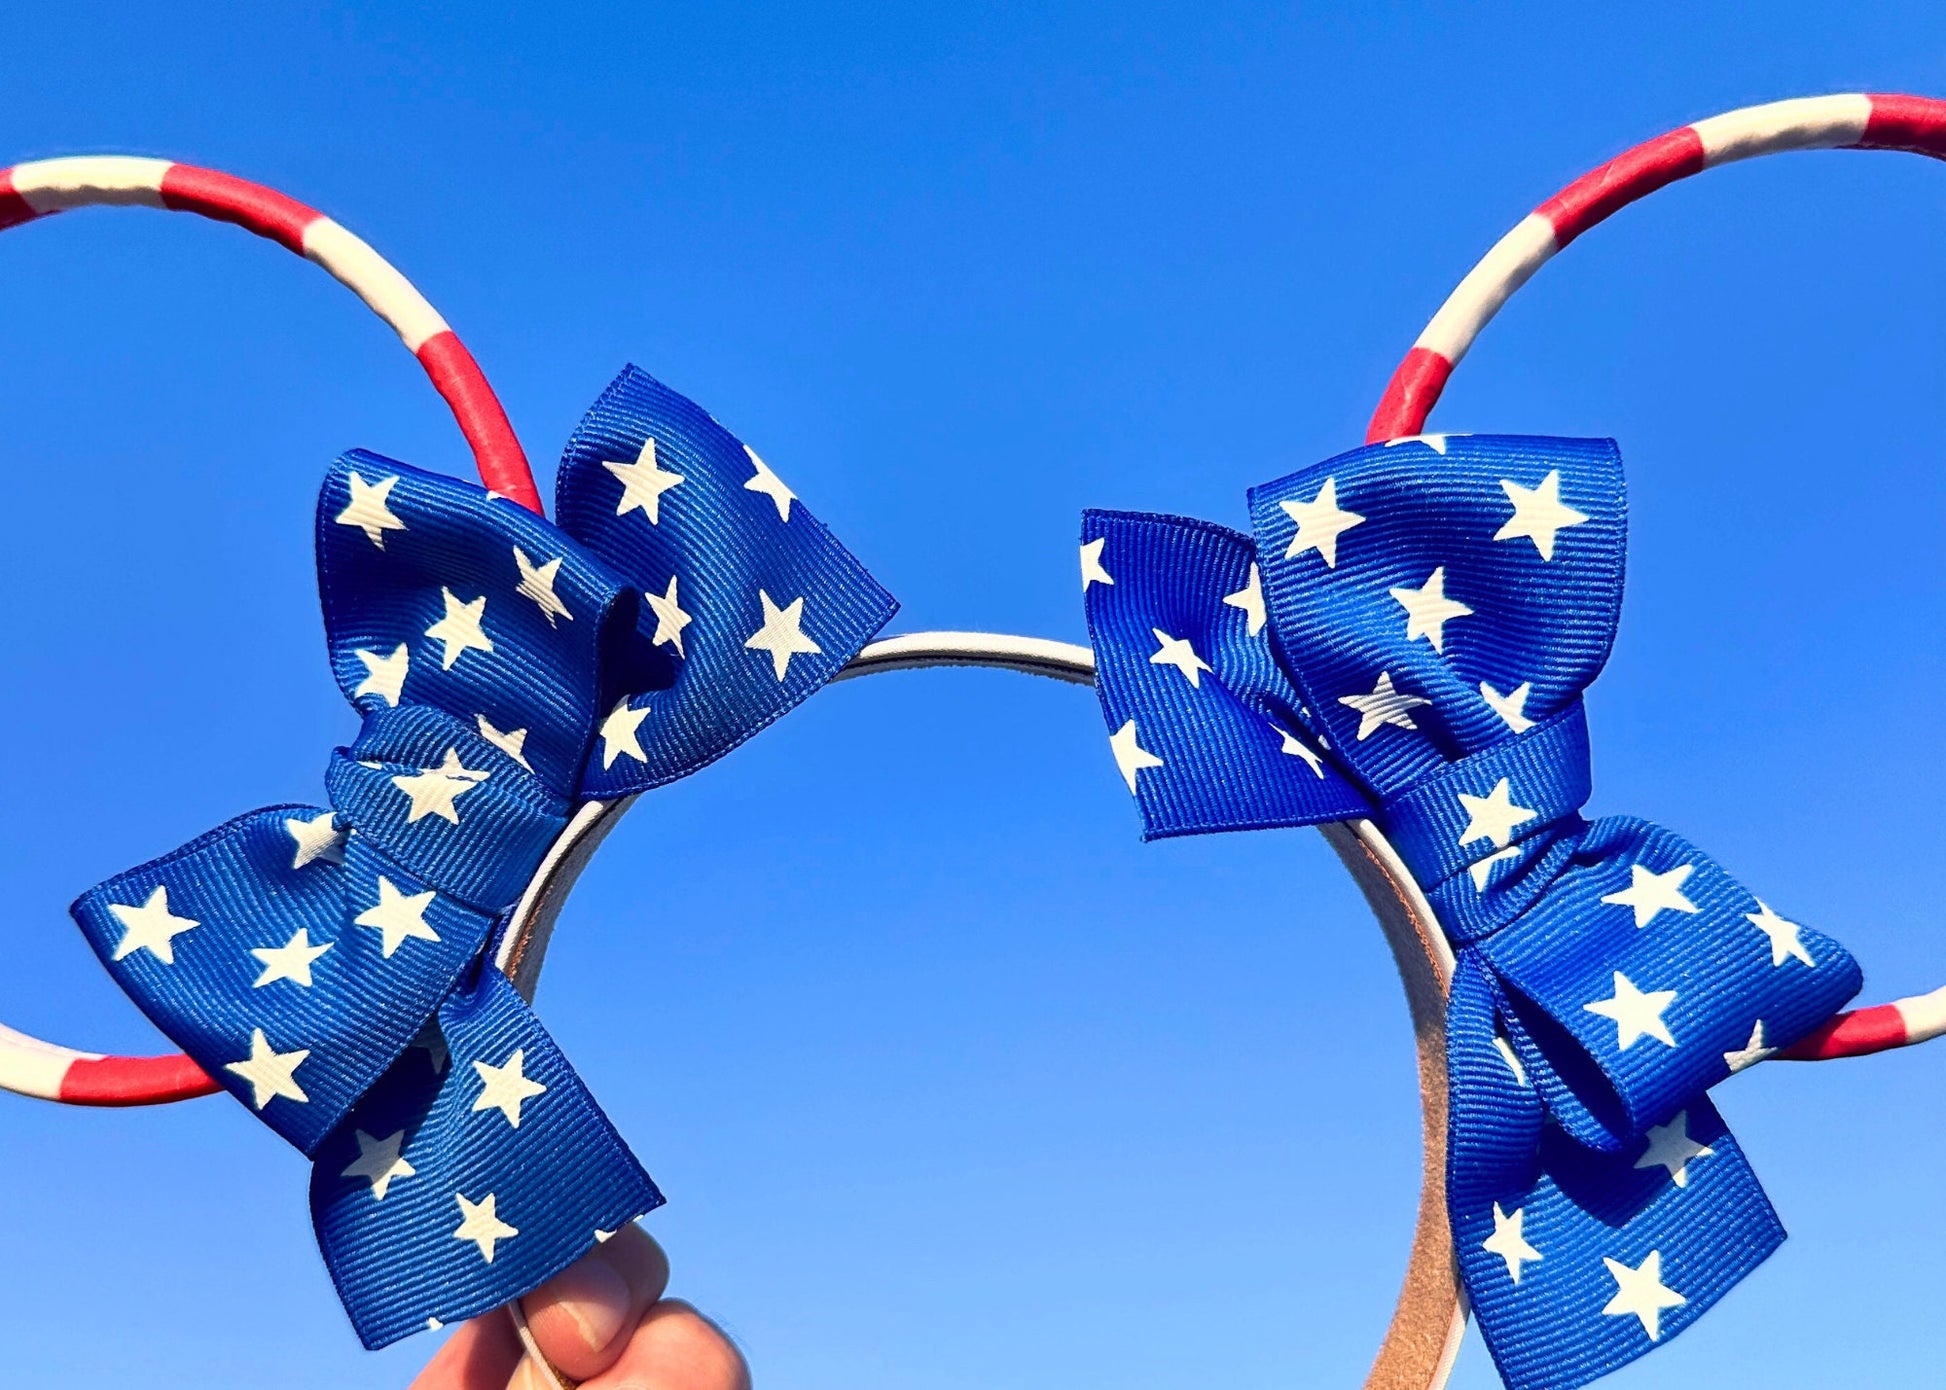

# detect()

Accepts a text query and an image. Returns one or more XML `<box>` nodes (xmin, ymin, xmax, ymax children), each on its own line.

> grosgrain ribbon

<box><xmin>1081</xmin><ymin>435</ymin><xmax>1860</xmax><ymax>1390</ymax></box>
<box><xmin>70</xmin><ymin>365</ymin><xmax>897</xmax><ymax>1347</ymax></box>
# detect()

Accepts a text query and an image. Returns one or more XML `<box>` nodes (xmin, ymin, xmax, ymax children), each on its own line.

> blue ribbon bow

<box><xmin>1081</xmin><ymin>435</ymin><xmax>1861</xmax><ymax>1390</ymax></box>
<box><xmin>71</xmin><ymin>366</ymin><xmax>897</xmax><ymax>1348</ymax></box>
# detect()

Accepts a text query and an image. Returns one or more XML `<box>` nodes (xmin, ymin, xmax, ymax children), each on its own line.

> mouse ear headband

<box><xmin>0</xmin><ymin>157</ymin><xmax>901</xmax><ymax>1348</ymax></box>
<box><xmin>1082</xmin><ymin>94</ymin><xmax>1946</xmax><ymax>1390</ymax></box>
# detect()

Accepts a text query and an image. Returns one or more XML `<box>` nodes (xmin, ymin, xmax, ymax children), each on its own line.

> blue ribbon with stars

<box><xmin>1081</xmin><ymin>435</ymin><xmax>1861</xmax><ymax>1390</ymax></box>
<box><xmin>70</xmin><ymin>365</ymin><xmax>897</xmax><ymax>1348</ymax></box>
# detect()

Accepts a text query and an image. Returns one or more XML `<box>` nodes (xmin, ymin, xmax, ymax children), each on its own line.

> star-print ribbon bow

<box><xmin>70</xmin><ymin>365</ymin><xmax>897</xmax><ymax>1348</ymax></box>
<box><xmin>1080</xmin><ymin>435</ymin><xmax>1861</xmax><ymax>1390</ymax></box>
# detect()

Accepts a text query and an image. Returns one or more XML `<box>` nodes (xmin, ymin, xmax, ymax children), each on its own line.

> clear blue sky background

<box><xmin>1</xmin><ymin>5</ymin><xmax>1942</xmax><ymax>1387</ymax></box>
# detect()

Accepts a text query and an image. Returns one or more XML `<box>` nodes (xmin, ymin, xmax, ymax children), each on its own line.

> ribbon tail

<box><xmin>1450</xmin><ymin>958</ymin><xmax>1785</xmax><ymax>1390</ymax></box>
<box><xmin>553</xmin><ymin>365</ymin><xmax>899</xmax><ymax>798</ymax></box>
<box><xmin>310</xmin><ymin>966</ymin><xmax>663</xmax><ymax>1348</ymax></box>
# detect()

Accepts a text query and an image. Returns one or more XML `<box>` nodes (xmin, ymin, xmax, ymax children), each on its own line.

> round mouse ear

<box><xmin>0</xmin><ymin>154</ymin><xmax>533</xmax><ymax>1106</ymax></box>
<box><xmin>1</xmin><ymin>155</ymin><xmax>537</xmax><ymax>507</ymax></box>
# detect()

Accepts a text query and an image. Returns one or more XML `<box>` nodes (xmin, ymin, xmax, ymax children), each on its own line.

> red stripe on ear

<box><xmin>1776</xmin><ymin>1005</ymin><xmax>1909</xmax><ymax>1061</ymax></box>
<box><xmin>0</xmin><ymin>169</ymin><xmax>40</xmax><ymax>232</ymax></box>
<box><xmin>1859</xmin><ymin>93</ymin><xmax>1946</xmax><ymax>159</ymax></box>
<box><xmin>60</xmin><ymin>1053</ymin><xmax>220</xmax><ymax>1106</ymax></box>
<box><xmin>1366</xmin><ymin>347</ymin><xmax>1453</xmax><ymax>443</ymax></box>
<box><xmin>159</xmin><ymin>164</ymin><xmax>320</xmax><ymax>253</ymax></box>
<box><xmin>1536</xmin><ymin>128</ymin><xmax>1705</xmax><ymax>249</ymax></box>
<box><xmin>417</xmin><ymin>331</ymin><xmax>544</xmax><ymax>513</ymax></box>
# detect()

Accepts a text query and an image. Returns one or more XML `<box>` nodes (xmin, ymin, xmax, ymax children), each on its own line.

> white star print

<box><xmin>1469</xmin><ymin>847</ymin><xmax>1519</xmax><ymax>891</ymax></box>
<box><xmin>1456</xmin><ymin>778</ymin><xmax>1538</xmax><ymax>850</ymax></box>
<box><xmin>250</xmin><ymin>928</ymin><xmax>332</xmax><ymax>988</ymax></box>
<box><xmin>745</xmin><ymin>590</ymin><xmax>822</xmax><ymax>680</ymax></box>
<box><xmin>1080</xmin><ymin>537</ymin><xmax>1114</xmax><ymax>590</ymax></box>
<box><xmin>1482</xmin><ymin>1202</ymin><xmax>1541</xmax><ymax>1282</ymax></box>
<box><xmin>285</xmin><ymin>810</ymin><xmax>346</xmax><ymax>869</ymax></box>
<box><xmin>1585</xmin><ymin>972</ymin><xmax>1678</xmax><ymax>1050</ymax></box>
<box><xmin>1634</xmin><ymin>1110</ymin><xmax>1715</xmax><ymax>1189</ymax></box>
<box><xmin>342</xmin><ymin>1128</ymin><xmax>416</xmax><ymax>1200</ymax></box>
<box><xmin>1149</xmin><ymin>629</ymin><xmax>1212</xmax><ymax>687</ymax></box>
<box><xmin>1278</xmin><ymin>477</ymin><xmax>1365</xmax><ymax>567</ymax></box>
<box><xmin>644</xmin><ymin>575</ymin><xmax>692</xmax><ymax>655</ymax></box>
<box><xmin>335</xmin><ymin>472</ymin><xmax>406</xmax><ymax>549</ymax></box>
<box><xmin>743</xmin><ymin>444</ymin><xmax>795</xmax><ymax>522</ymax></box>
<box><xmin>1338</xmin><ymin>671</ymin><xmax>1431</xmax><ymax>741</ymax></box>
<box><xmin>354</xmin><ymin>877</ymin><xmax>441</xmax><ymax>958</ymax></box>
<box><xmin>1600</xmin><ymin>864</ymin><xmax>1699</xmax><ymax>929</ymax></box>
<box><xmin>471</xmin><ymin>1048</ymin><xmax>548</xmax><ymax>1128</ymax></box>
<box><xmin>1495</xmin><ymin>471</ymin><xmax>1588</xmax><ymax>561</ymax></box>
<box><xmin>1746</xmin><ymin>901</ymin><xmax>1815</xmax><ymax>968</ymax></box>
<box><xmin>1223</xmin><ymin>563</ymin><xmax>1266</xmax><ymax>634</ymax></box>
<box><xmin>425</xmin><ymin>588</ymin><xmax>494</xmax><ymax>670</ymax></box>
<box><xmin>1723</xmin><ymin>1020</ymin><xmax>1777</xmax><ymax>1073</ymax></box>
<box><xmin>475</xmin><ymin>715</ymin><xmax>533</xmax><ymax>771</ymax></box>
<box><xmin>1479</xmin><ymin>680</ymin><xmax>1535</xmax><ymax>734</ymax></box>
<box><xmin>391</xmin><ymin>749</ymin><xmax>490</xmax><ymax>825</ymax></box>
<box><xmin>108</xmin><ymin>886</ymin><xmax>198</xmax><ymax>964</ymax></box>
<box><xmin>1492</xmin><ymin>1035</ymin><xmax>1529</xmax><ymax>1086</ymax></box>
<box><xmin>452</xmin><ymin>1192</ymin><xmax>519</xmax><ymax>1263</ymax></box>
<box><xmin>1601</xmin><ymin>1251</ymin><xmax>1686</xmax><ymax>1341</ymax></box>
<box><xmin>354</xmin><ymin>644</ymin><xmax>410</xmax><ymax>707</ymax></box>
<box><xmin>1109</xmin><ymin>719</ymin><xmax>1163</xmax><ymax>794</ymax></box>
<box><xmin>600</xmin><ymin>697</ymin><xmax>652</xmax><ymax>768</ymax></box>
<box><xmin>1276</xmin><ymin>726</ymin><xmax>1326</xmax><ymax>777</ymax></box>
<box><xmin>1382</xmin><ymin>433</ymin><xmax>1453</xmax><ymax>456</ymax></box>
<box><xmin>513</xmin><ymin>546</ymin><xmax>572</xmax><ymax>626</ymax></box>
<box><xmin>604</xmin><ymin>437</ymin><xmax>684</xmax><ymax>524</ymax></box>
<box><xmin>1390</xmin><ymin>566</ymin><xmax>1473</xmax><ymax>653</ymax></box>
<box><xmin>224</xmin><ymin>1028</ymin><xmax>311</xmax><ymax>1109</ymax></box>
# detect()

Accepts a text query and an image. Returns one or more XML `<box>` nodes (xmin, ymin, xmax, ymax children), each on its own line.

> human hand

<box><xmin>409</xmin><ymin>1226</ymin><xmax>749</xmax><ymax>1390</ymax></box>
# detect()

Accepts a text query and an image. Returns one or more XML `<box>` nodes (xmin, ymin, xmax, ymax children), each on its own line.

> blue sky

<box><xmin>1</xmin><ymin>4</ymin><xmax>1943</xmax><ymax>1386</ymax></box>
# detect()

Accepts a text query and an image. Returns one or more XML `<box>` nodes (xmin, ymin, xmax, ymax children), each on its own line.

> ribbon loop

<box><xmin>1245</xmin><ymin>434</ymin><xmax>1626</xmax><ymax>794</ymax></box>
<box><xmin>1080</xmin><ymin>509</ymin><xmax>1370</xmax><ymax>838</ymax></box>
<box><xmin>1482</xmin><ymin>815</ymin><xmax>1859</xmax><ymax>1152</ymax></box>
<box><xmin>558</xmin><ymin>367</ymin><xmax>901</xmax><ymax>798</ymax></box>
<box><xmin>72</xmin><ymin>365</ymin><xmax>897</xmax><ymax>1346</ymax></box>
<box><xmin>73</xmin><ymin>811</ymin><xmax>495</xmax><ymax>1156</ymax></box>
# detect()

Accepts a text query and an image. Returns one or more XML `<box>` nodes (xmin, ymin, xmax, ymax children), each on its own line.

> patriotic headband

<box><xmin>7</xmin><ymin>95</ymin><xmax>1946</xmax><ymax>1390</ymax></box>
<box><xmin>1084</xmin><ymin>93</ymin><xmax>1946</xmax><ymax>1390</ymax></box>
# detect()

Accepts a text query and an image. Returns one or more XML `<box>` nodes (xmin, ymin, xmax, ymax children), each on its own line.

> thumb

<box><xmin>519</xmin><ymin>1227</ymin><xmax>672</xmax><ymax>1383</ymax></box>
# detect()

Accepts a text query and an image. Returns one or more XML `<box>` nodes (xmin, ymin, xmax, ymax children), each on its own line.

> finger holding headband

<box><xmin>1081</xmin><ymin>92</ymin><xmax>1946</xmax><ymax>1390</ymax></box>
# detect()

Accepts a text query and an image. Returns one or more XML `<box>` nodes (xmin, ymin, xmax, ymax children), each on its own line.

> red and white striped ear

<box><xmin>1361</xmin><ymin>93</ymin><xmax>1946</xmax><ymax>1070</ymax></box>
<box><xmin>1369</xmin><ymin>93</ymin><xmax>1946</xmax><ymax>444</ymax></box>
<box><xmin>0</xmin><ymin>154</ymin><xmax>538</xmax><ymax>511</ymax></box>
<box><xmin>0</xmin><ymin>153</ymin><xmax>533</xmax><ymax>1106</ymax></box>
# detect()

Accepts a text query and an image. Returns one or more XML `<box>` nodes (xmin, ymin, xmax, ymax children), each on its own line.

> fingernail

<box><xmin>532</xmin><ymin>1255</ymin><xmax>631</xmax><ymax>1357</ymax></box>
